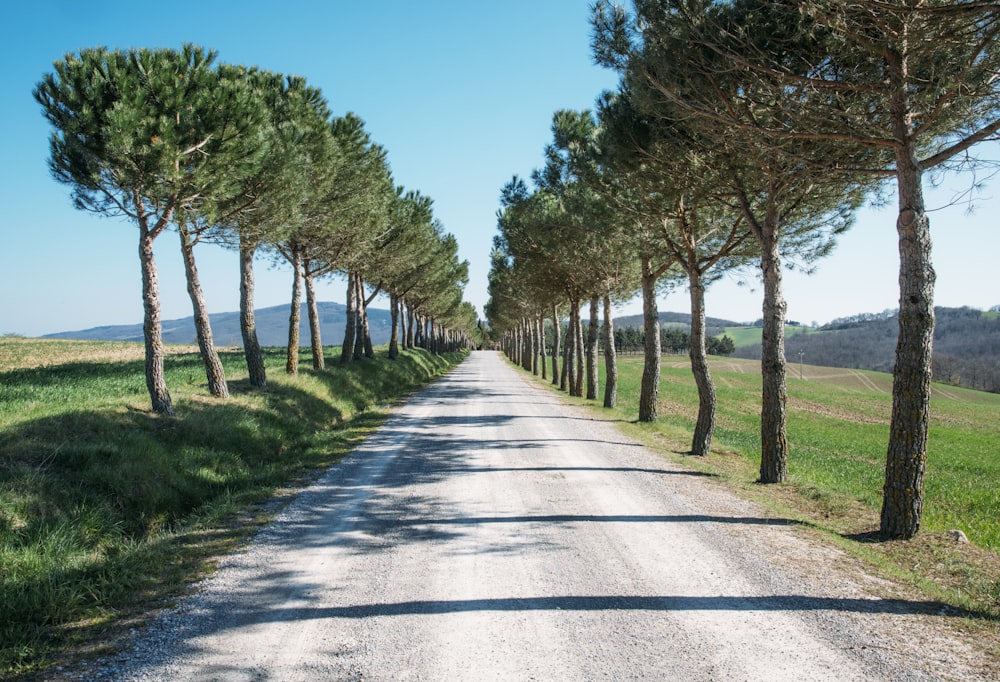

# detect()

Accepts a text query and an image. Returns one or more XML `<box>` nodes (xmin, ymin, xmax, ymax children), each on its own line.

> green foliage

<box><xmin>35</xmin><ymin>45</ymin><xmax>267</xmax><ymax>223</ymax></box>
<box><xmin>0</xmin><ymin>339</ymin><xmax>463</xmax><ymax>675</ymax></box>
<box><xmin>706</xmin><ymin>334</ymin><xmax>735</xmax><ymax>355</ymax></box>
<box><xmin>487</xmin><ymin>109</ymin><xmax>638</xmax><ymax>337</ymax></box>
<box><xmin>611</xmin><ymin>326</ymin><xmax>735</xmax><ymax>355</ymax></box>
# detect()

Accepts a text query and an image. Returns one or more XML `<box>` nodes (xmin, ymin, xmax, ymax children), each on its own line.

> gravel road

<box><xmin>70</xmin><ymin>351</ymin><xmax>986</xmax><ymax>680</ymax></box>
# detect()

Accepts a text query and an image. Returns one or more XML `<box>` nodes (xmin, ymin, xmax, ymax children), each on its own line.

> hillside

<box><xmin>613</xmin><ymin>311</ymin><xmax>738</xmax><ymax>339</ymax></box>
<box><xmin>614</xmin><ymin>310</ymin><xmax>740</xmax><ymax>330</ymax></box>
<box><xmin>43</xmin><ymin>302</ymin><xmax>393</xmax><ymax>348</ymax></box>
<box><xmin>732</xmin><ymin>306</ymin><xmax>1000</xmax><ymax>393</ymax></box>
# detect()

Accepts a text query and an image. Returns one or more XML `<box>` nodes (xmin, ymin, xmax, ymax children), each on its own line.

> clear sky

<box><xmin>2</xmin><ymin>1</ymin><xmax>997</xmax><ymax>337</ymax></box>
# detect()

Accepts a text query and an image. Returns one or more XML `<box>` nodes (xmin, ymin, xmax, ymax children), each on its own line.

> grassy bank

<box><xmin>526</xmin><ymin>355</ymin><xmax>1000</xmax><ymax>621</ymax></box>
<box><xmin>0</xmin><ymin>338</ymin><xmax>464</xmax><ymax>676</ymax></box>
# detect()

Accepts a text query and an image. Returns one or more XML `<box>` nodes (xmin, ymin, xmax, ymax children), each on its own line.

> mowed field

<box><xmin>638</xmin><ymin>354</ymin><xmax>998</xmax><ymax>547</ymax></box>
<box><xmin>669</xmin><ymin>354</ymin><xmax>893</xmax><ymax>390</ymax></box>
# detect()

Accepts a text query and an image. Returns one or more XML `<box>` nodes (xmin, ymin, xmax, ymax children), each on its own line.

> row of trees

<box><xmin>486</xmin><ymin>1</ymin><xmax>1000</xmax><ymax>540</ymax></box>
<box><xmin>35</xmin><ymin>45</ymin><xmax>476</xmax><ymax>416</ymax></box>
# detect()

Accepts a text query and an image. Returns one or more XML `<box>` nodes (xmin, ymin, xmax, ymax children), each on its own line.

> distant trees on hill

<box><xmin>822</xmin><ymin>309</ymin><xmax>899</xmax><ymax>331</ymax></box>
<box><xmin>734</xmin><ymin>307</ymin><xmax>1000</xmax><ymax>393</ymax></box>
<box><xmin>614</xmin><ymin>326</ymin><xmax>734</xmax><ymax>357</ymax></box>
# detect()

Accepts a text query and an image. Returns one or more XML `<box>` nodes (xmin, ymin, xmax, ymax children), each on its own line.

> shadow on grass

<box><xmin>0</xmin><ymin>347</ymin><xmax>461</xmax><ymax>676</ymax></box>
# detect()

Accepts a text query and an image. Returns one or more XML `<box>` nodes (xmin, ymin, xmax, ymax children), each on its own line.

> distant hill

<box><xmin>613</xmin><ymin>311</ymin><xmax>738</xmax><ymax>339</ymax></box>
<box><xmin>43</xmin><ymin>302</ymin><xmax>393</xmax><ymax>348</ymax></box>
<box><xmin>732</xmin><ymin>307</ymin><xmax>1000</xmax><ymax>393</ymax></box>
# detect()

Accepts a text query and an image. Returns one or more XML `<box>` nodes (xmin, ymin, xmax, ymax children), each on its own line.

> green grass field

<box><xmin>721</xmin><ymin>324</ymin><xmax>817</xmax><ymax>348</ymax></box>
<box><xmin>0</xmin><ymin>338</ymin><xmax>464</xmax><ymax>675</ymax></box>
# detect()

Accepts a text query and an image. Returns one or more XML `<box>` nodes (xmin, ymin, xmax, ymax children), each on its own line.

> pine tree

<box><xmin>35</xmin><ymin>45</ymin><xmax>249</xmax><ymax>414</ymax></box>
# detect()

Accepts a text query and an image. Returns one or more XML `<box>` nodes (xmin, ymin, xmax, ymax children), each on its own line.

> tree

<box><xmin>35</xmin><ymin>45</ymin><xmax>244</xmax><ymax>415</ymax></box>
<box><xmin>493</xmin><ymin>178</ymin><xmax>577</xmax><ymax>390</ymax></box>
<box><xmin>376</xmin><ymin>189</ymin><xmax>439</xmax><ymax>359</ymax></box>
<box><xmin>172</xmin><ymin>63</ymin><xmax>269</xmax><ymax>399</ymax></box>
<box><xmin>799</xmin><ymin>0</ymin><xmax>1000</xmax><ymax>538</ymax></box>
<box><xmin>494</xmin><ymin>182</ymin><xmax>592</xmax><ymax>396</ymax></box>
<box><xmin>540</xmin><ymin>110</ymin><xmax>639</xmax><ymax>406</ymax></box>
<box><xmin>593</xmin><ymin>1</ymin><xmax>866</xmax><ymax>472</ymax></box>
<box><xmin>306</xmin><ymin>114</ymin><xmax>395</xmax><ymax>365</ymax></box>
<box><xmin>594</xmin><ymin>87</ymin><xmax>754</xmax><ymax>454</ymax></box>
<box><xmin>602</xmin><ymin>0</ymin><xmax>1000</xmax><ymax>535</ymax></box>
<box><xmin>401</xmin><ymin>227</ymin><xmax>470</xmax><ymax>356</ymax></box>
<box><xmin>584</xmin><ymin>93</ymin><xmax>683</xmax><ymax>422</ymax></box>
<box><xmin>707</xmin><ymin>335</ymin><xmax>735</xmax><ymax>356</ymax></box>
<box><xmin>265</xmin><ymin>112</ymin><xmax>394</xmax><ymax>371</ymax></box>
<box><xmin>602</xmin><ymin>293</ymin><xmax>618</xmax><ymax>407</ymax></box>
<box><xmin>215</xmin><ymin>72</ymin><xmax>332</xmax><ymax>386</ymax></box>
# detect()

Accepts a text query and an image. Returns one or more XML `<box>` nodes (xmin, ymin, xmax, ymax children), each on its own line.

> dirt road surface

<box><xmin>77</xmin><ymin>351</ymin><xmax>985</xmax><ymax>680</ymax></box>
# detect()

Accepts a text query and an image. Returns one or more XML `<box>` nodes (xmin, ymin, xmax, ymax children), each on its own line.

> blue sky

<box><xmin>2</xmin><ymin>1</ymin><xmax>998</xmax><ymax>337</ymax></box>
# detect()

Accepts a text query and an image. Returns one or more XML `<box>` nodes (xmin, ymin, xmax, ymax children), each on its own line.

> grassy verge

<box><xmin>0</xmin><ymin>338</ymin><xmax>464</xmax><ymax>676</ymax></box>
<box><xmin>520</xmin><ymin>355</ymin><xmax>1000</xmax><ymax>623</ymax></box>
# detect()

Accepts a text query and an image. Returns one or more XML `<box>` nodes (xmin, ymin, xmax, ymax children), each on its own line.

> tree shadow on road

<box><xmin>273</xmin><ymin>593</ymin><xmax>972</xmax><ymax>619</ymax></box>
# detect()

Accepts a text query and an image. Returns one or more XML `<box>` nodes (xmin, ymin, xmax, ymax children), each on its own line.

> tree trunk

<box><xmin>560</xmin><ymin>305</ymin><xmax>570</xmax><ymax>392</ymax></box>
<box><xmin>574</xmin><ymin>304</ymin><xmax>585</xmax><ymax>398</ymax></box>
<box><xmin>639</xmin><ymin>256</ymin><xmax>660</xmax><ymax>423</ymax></box>
<box><xmin>139</xmin><ymin>224</ymin><xmax>174</xmax><ymax>415</ymax></box>
<box><xmin>305</xmin><ymin>268</ymin><xmax>324</xmax><ymax>369</ymax></box>
<box><xmin>758</xmin><ymin>216</ymin><xmax>789</xmax><ymax>483</ymax></box>
<box><xmin>341</xmin><ymin>271</ymin><xmax>357</xmax><ymax>364</ymax></box>
<box><xmin>239</xmin><ymin>235</ymin><xmax>266</xmax><ymax>388</ymax></box>
<box><xmin>522</xmin><ymin>318</ymin><xmax>532</xmax><ymax>371</ymax></box>
<box><xmin>353</xmin><ymin>273</ymin><xmax>366</xmax><ymax>361</ymax></box>
<box><xmin>880</xmin><ymin>134</ymin><xmax>935</xmax><ymax>540</ymax></box>
<box><xmin>551</xmin><ymin>303</ymin><xmax>561</xmax><ymax>386</ymax></box>
<box><xmin>359</xmin><ymin>275</ymin><xmax>376</xmax><ymax>359</ymax></box>
<box><xmin>566</xmin><ymin>301</ymin><xmax>578</xmax><ymax>396</ymax></box>
<box><xmin>285</xmin><ymin>245</ymin><xmax>303</xmax><ymax>375</ymax></box>
<box><xmin>603</xmin><ymin>293</ymin><xmax>617</xmax><ymax>409</ymax></box>
<box><xmin>586</xmin><ymin>295</ymin><xmax>599</xmax><ymax>400</ymax></box>
<box><xmin>404</xmin><ymin>302</ymin><xmax>414</xmax><ymax>349</ymax></box>
<box><xmin>537</xmin><ymin>316</ymin><xmax>547</xmax><ymax>380</ymax></box>
<box><xmin>389</xmin><ymin>292</ymin><xmax>400</xmax><ymax>359</ymax></box>
<box><xmin>361</xmin><ymin>305</ymin><xmax>374</xmax><ymax>358</ymax></box>
<box><xmin>529</xmin><ymin>318</ymin><xmax>536</xmax><ymax>373</ymax></box>
<box><xmin>178</xmin><ymin>224</ymin><xmax>229</xmax><ymax>398</ymax></box>
<box><xmin>688</xmin><ymin>268</ymin><xmax>715</xmax><ymax>456</ymax></box>
<box><xmin>532</xmin><ymin>317</ymin><xmax>540</xmax><ymax>375</ymax></box>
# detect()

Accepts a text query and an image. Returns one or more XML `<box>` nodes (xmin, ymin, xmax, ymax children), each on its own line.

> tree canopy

<box><xmin>36</xmin><ymin>44</ymin><xmax>477</xmax><ymax>414</ymax></box>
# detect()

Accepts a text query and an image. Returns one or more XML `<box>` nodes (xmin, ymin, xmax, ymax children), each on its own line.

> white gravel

<box><xmin>60</xmin><ymin>351</ymin><xmax>988</xmax><ymax>680</ymax></box>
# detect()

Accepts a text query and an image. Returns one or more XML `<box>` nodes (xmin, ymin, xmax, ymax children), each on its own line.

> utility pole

<box><xmin>798</xmin><ymin>351</ymin><xmax>805</xmax><ymax>380</ymax></box>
